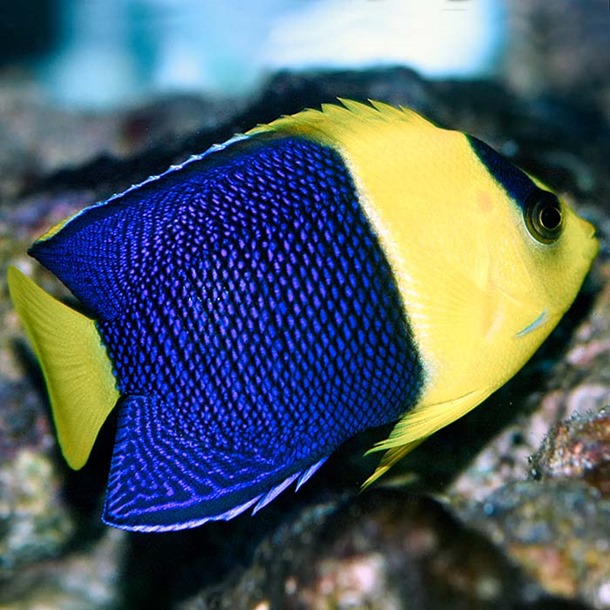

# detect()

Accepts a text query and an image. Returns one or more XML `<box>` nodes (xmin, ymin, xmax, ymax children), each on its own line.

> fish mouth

<box><xmin>581</xmin><ymin>217</ymin><xmax>599</xmax><ymax>247</ymax></box>
<box><xmin>583</xmin><ymin>216</ymin><xmax>597</xmax><ymax>239</ymax></box>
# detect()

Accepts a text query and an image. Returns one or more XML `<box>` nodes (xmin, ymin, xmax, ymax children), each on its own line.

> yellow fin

<box><xmin>331</xmin><ymin>98</ymin><xmax>436</xmax><ymax>129</ymax></box>
<box><xmin>7</xmin><ymin>266</ymin><xmax>119</xmax><ymax>469</ymax></box>
<box><xmin>361</xmin><ymin>439</ymin><xmax>426</xmax><ymax>490</ymax></box>
<box><xmin>248</xmin><ymin>98</ymin><xmax>437</xmax><ymax>144</ymax></box>
<box><xmin>362</xmin><ymin>389</ymin><xmax>491</xmax><ymax>488</ymax></box>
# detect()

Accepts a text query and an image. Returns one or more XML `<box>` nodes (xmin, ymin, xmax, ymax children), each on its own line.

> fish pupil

<box><xmin>539</xmin><ymin>202</ymin><xmax>561</xmax><ymax>230</ymax></box>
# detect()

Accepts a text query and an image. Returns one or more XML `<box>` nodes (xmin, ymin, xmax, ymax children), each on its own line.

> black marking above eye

<box><xmin>468</xmin><ymin>136</ymin><xmax>537</xmax><ymax>211</ymax></box>
<box><xmin>466</xmin><ymin>137</ymin><xmax>565</xmax><ymax>245</ymax></box>
<box><xmin>524</xmin><ymin>190</ymin><xmax>563</xmax><ymax>244</ymax></box>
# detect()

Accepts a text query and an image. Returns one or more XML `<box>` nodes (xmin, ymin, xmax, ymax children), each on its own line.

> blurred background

<box><xmin>2</xmin><ymin>0</ymin><xmax>504</xmax><ymax>106</ymax></box>
<box><xmin>0</xmin><ymin>0</ymin><xmax>607</xmax><ymax>112</ymax></box>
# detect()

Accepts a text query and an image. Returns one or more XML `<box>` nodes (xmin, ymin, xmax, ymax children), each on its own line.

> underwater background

<box><xmin>1</xmin><ymin>0</ymin><xmax>609</xmax><ymax>608</ymax></box>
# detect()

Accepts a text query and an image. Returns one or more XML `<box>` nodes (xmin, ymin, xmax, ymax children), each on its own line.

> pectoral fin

<box><xmin>363</xmin><ymin>388</ymin><xmax>491</xmax><ymax>488</ymax></box>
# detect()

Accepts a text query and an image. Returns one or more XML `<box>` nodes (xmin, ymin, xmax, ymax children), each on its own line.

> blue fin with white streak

<box><xmin>252</xmin><ymin>457</ymin><xmax>328</xmax><ymax>513</ymax></box>
<box><xmin>296</xmin><ymin>458</ymin><xmax>328</xmax><ymax>491</ymax></box>
<box><xmin>103</xmin><ymin>395</ymin><xmax>329</xmax><ymax>531</ymax></box>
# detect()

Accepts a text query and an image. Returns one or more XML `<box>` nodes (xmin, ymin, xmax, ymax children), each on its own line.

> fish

<box><xmin>7</xmin><ymin>100</ymin><xmax>598</xmax><ymax>532</ymax></box>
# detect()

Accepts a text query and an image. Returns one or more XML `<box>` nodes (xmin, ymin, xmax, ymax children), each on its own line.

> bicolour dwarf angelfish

<box><xmin>8</xmin><ymin>100</ymin><xmax>598</xmax><ymax>532</ymax></box>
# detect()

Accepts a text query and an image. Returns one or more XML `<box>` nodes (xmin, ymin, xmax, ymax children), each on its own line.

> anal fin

<box><xmin>104</xmin><ymin>395</ymin><xmax>328</xmax><ymax>531</ymax></box>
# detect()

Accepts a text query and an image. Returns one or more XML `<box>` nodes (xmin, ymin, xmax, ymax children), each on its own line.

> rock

<box><xmin>458</xmin><ymin>480</ymin><xmax>610</xmax><ymax>609</ymax></box>
<box><xmin>0</xmin><ymin>448</ymin><xmax>73</xmax><ymax>578</ymax></box>
<box><xmin>505</xmin><ymin>0</ymin><xmax>610</xmax><ymax>124</ymax></box>
<box><xmin>180</xmin><ymin>490</ymin><xmax>589</xmax><ymax>610</ymax></box>
<box><xmin>0</xmin><ymin>528</ymin><xmax>126</xmax><ymax>610</ymax></box>
<box><xmin>531</xmin><ymin>408</ymin><xmax>610</xmax><ymax>495</ymax></box>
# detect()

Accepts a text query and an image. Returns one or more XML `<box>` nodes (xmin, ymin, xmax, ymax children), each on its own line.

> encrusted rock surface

<box><xmin>180</xmin><ymin>490</ymin><xmax>590</xmax><ymax>610</ymax></box>
<box><xmin>531</xmin><ymin>408</ymin><xmax>610</xmax><ymax>494</ymax></box>
<box><xmin>457</xmin><ymin>480</ymin><xmax>610</xmax><ymax>609</ymax></box>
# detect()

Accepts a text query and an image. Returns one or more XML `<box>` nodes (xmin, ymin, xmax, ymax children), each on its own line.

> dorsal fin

<box><xmin>248</xmin><ymin>98</ymin><xmax>437</xmax><ymax>144</ymax></box>
<box><xmin>7</xmin><ymin>267</ymin><xmax>119</xmax><ymax>469</ymax></box>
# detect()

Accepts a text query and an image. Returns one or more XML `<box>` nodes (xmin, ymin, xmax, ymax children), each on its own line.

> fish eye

<box><xmin>524</xmin><ymin>190</ymin><xmax>563</xmax><ymax>244</ymax></box>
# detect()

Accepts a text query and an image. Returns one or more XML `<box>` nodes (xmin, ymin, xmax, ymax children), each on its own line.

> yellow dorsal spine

<box><xmin>7</xmin><ymin>266</ymin><xmax>119</xmax><ymax>469</ymax></box>
<box><xmin>247</xmin><ymin>98</ymin><xmax>437</xmax><ymax>148</ymax></box>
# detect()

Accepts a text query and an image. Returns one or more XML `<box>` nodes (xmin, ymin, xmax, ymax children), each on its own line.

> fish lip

<box><xmin>582</xmin><ymin>216</ymin><xmax>598</xmax><ymax>241</ymax></box>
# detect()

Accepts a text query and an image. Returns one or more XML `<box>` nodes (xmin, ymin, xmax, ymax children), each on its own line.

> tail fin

<box><xmin>7</xmin><ymin>266</ymin><xmax>119</xmax><ymax>469</ymax></box>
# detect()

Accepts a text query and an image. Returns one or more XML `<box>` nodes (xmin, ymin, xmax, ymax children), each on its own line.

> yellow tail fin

<box><xmin>7</xmin><ymin>266</ymin><xmax>119</xmax><ymax>469</ymax></box>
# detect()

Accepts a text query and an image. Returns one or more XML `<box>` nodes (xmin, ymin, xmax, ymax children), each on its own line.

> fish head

<box><xmin>336</xmin><ymin>113</ymin><xmax>598</xmax><ymax>403</ymax></box>
<box><xmin>459</xmin><ymin>156</ymin><xmax>599</xmax><ymax>370</ymax></box>
<box><xmin>402</xmin><ymin>131</ymin><xmax>600</xmax><ymax>401</ymax></box>
<box><xmin>497</xmin><ymin>188</ymin><xmax>598</xmax><ymax>336</ymax></box>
